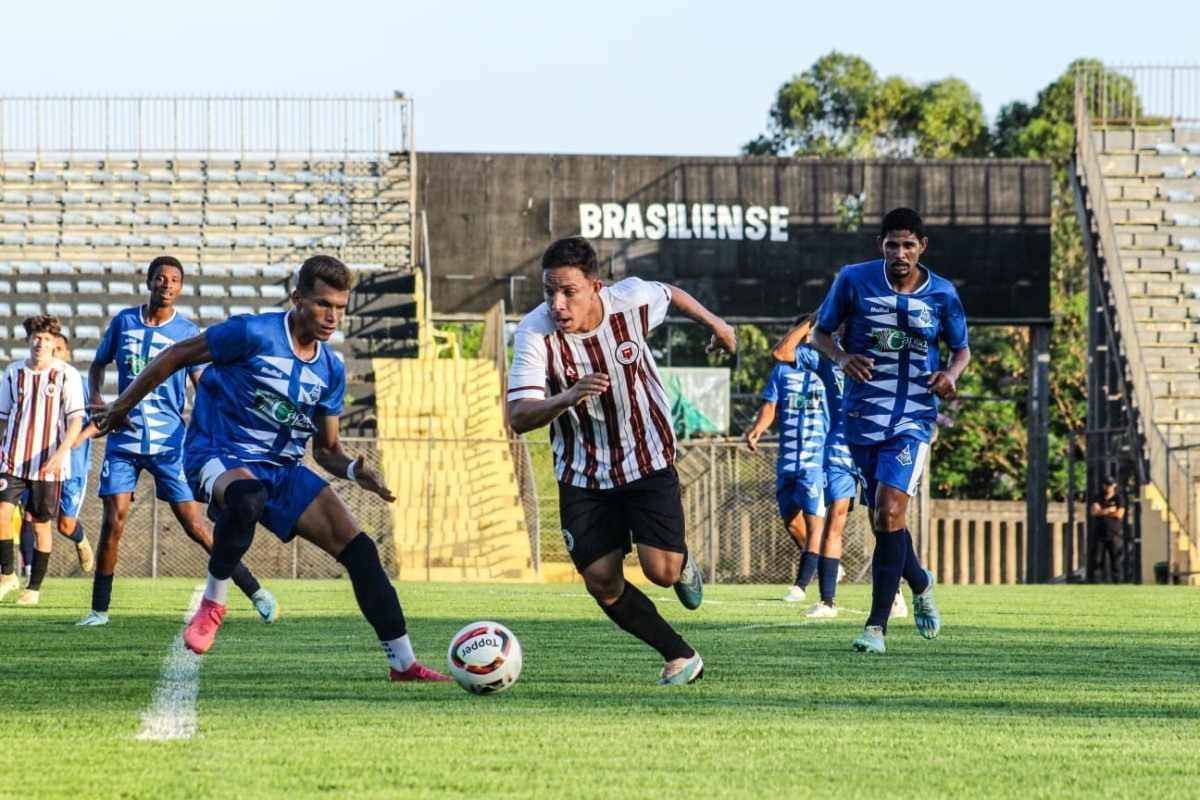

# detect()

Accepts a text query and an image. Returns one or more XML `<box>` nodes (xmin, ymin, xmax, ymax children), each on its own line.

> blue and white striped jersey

<box><xmin>762</xmin><ymin>345</ymin><xmax>827</xmax><ymax>476</ymax></box>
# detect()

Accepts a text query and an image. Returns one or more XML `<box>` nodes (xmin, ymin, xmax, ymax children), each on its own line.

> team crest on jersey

<box><xmin>565</xmin><ymin>365</ymin><xmax>578</xmax><ymax>381</ymax></box>
<box><xmin>614</xmin><ymin>340</ymin><xmax>640</xmax><ymax>366</ymax></box>
<box><xmin>43</xmin><ymin>383</ymin><xmax>59</xmax><ymax>398</ymax></box>
<box><xmin>561</xmin><ymin>528</ymin><xmax>575</xmax><ymax>552</ymax></box>
<box><xmin>0</xmin><ymin>478</ymin><xmax>6</xmax><ymax>492</ymax></box>
<box><xmin>896</xmin><ymin>444</ymin><xmax>913</xmax><ymax>466</ymax></box>
<box><xmin>807</xmin><ymin>483</ymin><xmax>821</xmax><ymax>498</ymax></box>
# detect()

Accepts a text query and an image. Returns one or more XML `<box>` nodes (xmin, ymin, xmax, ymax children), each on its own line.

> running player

<box><xmin>0</xmin><ymin>315</ymin><xmax>86</xmax><ymax>605</ymax></box>
<box><xmin>78</xmin><ymin>256</ymin><xmax>276</xmax><ymax>627</ymax></box>
<box><xmin>92</xmin><ymin>255</ymin><xmax>447</xmax><ymax>681</ymax></box>
<box><xmin>812</xmin><ymin>207</ymin><xmax>970</xmax><ymax>653</ymax></box>
<box><xmin>507</xmin><ymin>236</ymin><xmax>736</xmax><ymax>685</ymax></box>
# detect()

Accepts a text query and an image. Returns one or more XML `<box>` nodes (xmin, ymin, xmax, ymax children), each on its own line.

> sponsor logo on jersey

<box><xmin>614</xmin><ymin>340</ymin><xmax>640</xmax><ymax>366</ymax></box>
<box><xmin>124</xmin><ymin>352</ymin><xmax>150</xmax><ymax>377</ymax></box>
<box><xmin>869</xmin><ymin>328</ymin><xmax>928</xmax><ymax>355</ymax></box>
<box><xmin>250</xmin><ymin>389</ymin><xmax>316</xmax><ymax>433</ymax></box>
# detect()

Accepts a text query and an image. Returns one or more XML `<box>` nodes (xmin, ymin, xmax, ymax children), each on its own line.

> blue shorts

<box><xmin>849</xmin><ymin>435</ymin><xmax>930</xmax><ymax>508</ymax></box>
<box><xmin>185</xmin><ymin>450</ymin><xmax>328</xmax><ymax>542</ymax></box>
<box><xmin>824</xmin><ymin>461</ymin><xmax>860</xmax><ymax>505</ymax></box>
<box><xmin>59</xmin><ymin>476</ymin><xmax>87</xmax><ymax>519</ymax></box>
<box><xmin>100</xmin><ymin>449</ymin><xmax>195</xmax><ymax>503</ymax></box>
<box><xmin>776</xmin><ymin>469</ymin><xmax>827</xmax><ymax>520</ymax></box>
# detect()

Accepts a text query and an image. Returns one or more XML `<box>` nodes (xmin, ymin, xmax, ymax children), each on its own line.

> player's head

<box><xmin>878</xmin><ymin>207</ymin><xmax>928</xmax><ymax>281</ymax></box>
<box><xmin>292</xmin><ymin>254</ymin><xmax>351</xmax><ymax>342</ymax></box>
<box><xmin>146</xmin><ymin>255</ymin><xmax>185</xmax><ymax>309</ymax></box>
<box><xmin>793</xmin><ymin>312</ymin><xmax>817</xmax><ymax>342</ymax></box>
<box><xmin>541</xmin><ymin>236</ymin><xmax>603</xmax><ymax>334</ymax></box>
<box><xmin>23</xmin><ymin>315</ymin><xmax>62</xmax><ymax>368</ymax></box>
<box><xmin>53</xmin><ymin>332</ymin><xmax>72</xmax><ymax>362</ymax></box>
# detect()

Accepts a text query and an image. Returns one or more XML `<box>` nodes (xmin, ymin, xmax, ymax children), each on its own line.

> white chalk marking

<box><xmin>136</xmin><ymin>586</ymin><xmax>204</xmax><ymax>741</ymax></box>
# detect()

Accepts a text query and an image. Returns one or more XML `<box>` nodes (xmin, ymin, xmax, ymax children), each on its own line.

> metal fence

<box><xmin>1076</xmin><ymin>65</ymin><xmax>1200</xmax><ymax>127</ymax></box>
<box><xmin>0</xmin><ymin>95</ymin><xmax>413</xmax><ymax>160</ymax></box>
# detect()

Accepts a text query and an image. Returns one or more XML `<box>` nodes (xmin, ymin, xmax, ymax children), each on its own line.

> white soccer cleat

<box><xmin>76</xmin><ymin>538</ymin><xmax>95</xmax><ymax>575</ymax></box>
<box><xmin>77</xmin><ymin>610</ymin><xmax>110</xmax><ymax>627</ymax></box>
<box><xmin>0</xmin><ymin>573</ymin><xmax>19</xmax><ymax>602</ymax></box>
<box><xmin>16</xmin><ymin>589</ymin><xmax>39</xmax><ymax>606</ymax></box>
<box><xmin>782</xmin><ymin>585</ymin><xmax>807</xmax><ymax>603</ymax></box>
<box><xmin>804</xmin><ymin>602</ymin><xmax>838</xmax><ymax>619</ymax></box>
<box><xmin>890</xmin><ymin>591</ymin><xmax>908</xmax><ymax>619</ymax></box>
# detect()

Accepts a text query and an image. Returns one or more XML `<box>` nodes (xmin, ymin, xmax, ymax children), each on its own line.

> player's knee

<box><xmin>223</xmin><ymin>479</ymin><xmax>268</xmax><ymax>524</ymax></box>
<box><xmin>641</xmin><ymin>562</ymin><xmax>678</xmax><ymax>587</ymax></box>
<box><xmin>56</xmin><ymin>518</ymin><xmax>74</xmax><ymax>537</ymax></box>
<box><xmin>584</xmin><ymin>573</ymin><xmax>624</xmax><ymax>606</ymax></box>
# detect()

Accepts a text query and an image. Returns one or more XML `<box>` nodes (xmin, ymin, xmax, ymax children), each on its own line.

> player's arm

<box><xmin>927</xmin><ymin>346</ymin><xmax>971</xmax><ymax>400</ymax></box>
<box><xmin>43</xmin><ymin>412</ymin><xmax>84</xmax><ymax>477</ymax></box>
<box><xmin>812</xmin><ymin>329</ymin><xmax>873</xmax><ymax>383</ymax></box>
<box><xmin>92</xmin><ymin>334</ymin><xmax>211</xmax><ymax>434</ymax></box>
<box><xmin>508</xmin><ymin>375</ymin><xmax>608</xmax><ymax>435</ymax></box>
<box><xmin>311</xmin><ymin>413</ymin><xmax>395</xmax><ymax>502</ymax></box>
<box><xmin>665</xmin><ymin>285</ymin><xmax>737</xmax><ymax>354</ymax></box>
<box><xmin>770</xmin><ymin>315</ymin><xmax>814</xmax><ymax>364</ymax></box>
<box><xmin>743</xmin><ymin>401</ymin><xmax>776</xmax><ymax>452</ymax></box>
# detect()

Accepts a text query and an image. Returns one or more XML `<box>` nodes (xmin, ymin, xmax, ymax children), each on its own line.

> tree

<box><xmin>744</xmin><ymin>51</ymin><xmax>988</xmax><ymax>159</ymax></box>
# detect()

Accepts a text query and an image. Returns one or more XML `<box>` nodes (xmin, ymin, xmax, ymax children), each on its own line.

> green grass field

<box><xmin>1</xmin><ymin>578</ymin><xmax>1197</xmax><ymax>799</ymax></box>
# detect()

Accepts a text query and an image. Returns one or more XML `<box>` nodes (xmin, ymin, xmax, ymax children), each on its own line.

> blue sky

<box><xmin>2</xmin><ymin>0</ymin><xmax>1197</xmax><ymax>155</ymax></box>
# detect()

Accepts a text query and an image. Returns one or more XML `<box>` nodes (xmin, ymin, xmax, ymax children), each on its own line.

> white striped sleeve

<box><xmin>507</xmin><ymin>331</ymin><xmax>548</xmax><ymax>401</ymax></box>
<box><xmin>0</xmin><ymin>365</ymin><xmax>14</xmax><ymax>421</ymax></box>
<box><xmin>62</xmin><ymin>366</ymin><xmax>85</xmax><ymax>419</ymax></box>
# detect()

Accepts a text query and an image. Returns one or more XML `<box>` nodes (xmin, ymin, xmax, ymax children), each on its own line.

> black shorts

<box><xmin>557</xmin><ymin>467</ymin><xmax>687</xmax><ymax>571</ymax></box>
<box><xmin>0</xmin><ymin>475</ymin><xmax>60</xmax><ymax>522</ymax></box>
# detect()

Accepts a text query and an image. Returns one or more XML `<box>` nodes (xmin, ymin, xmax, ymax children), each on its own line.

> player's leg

<box><xmin>19</xmin><ymin>514</ymin><xmax>34</xmax><ymax>580</ymax></box>
<box><xmin>56</xmin><ymin>476</ymin><xmax>93</xmax><ymax>574</ymax></box>
<box><xmin>20</xmin><ymin>482</ymin><xmax>60</xmax><ymax>605</ymax></box>
<box><xmin>806</xmin><ymin>494</ymin><xmax>851</xmax><ymax>619</ymax></box>
<box><xmin>777</xmin><ymin>474</ymin><xmax>821</xmax><ymax>601</ymax></box>
<box><xmin>0</xmin><ymin>480</ymin><xmax>22</xmax><ymax>600</ymax></box>
<box><xmin>80</xmin><ymin>451</ymin><xmax>141</xmax><ymax>625</ymax></box>
<box><xmin>286</xmin><ymin>477</ymin><xmax>447</xmax><ymax>681</ymax></box>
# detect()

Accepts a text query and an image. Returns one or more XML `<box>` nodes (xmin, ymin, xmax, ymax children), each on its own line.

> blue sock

<box><xmin>818</xmin><ymin>556</ymin><xmax>840</xmax><ymax>603</ymax></box>
<box><xmin>66</xmin><ymin>519</ymin><xmax>85</xmax><ymax>545</ymax></box>
<box><xmin>796</xmin><ymin>552</ymin><xmax>819</xmax><ymax>589</ymax></box>
<box><xmin>91</xmin><ymin>572</ymin><xmax>115</xmax><ymax>613</ymax></box>
<box><xmin>867</xmin><ymin>530</ymin><xmax>906</xmax><ymax>631</ymax></box>
<box><xmin>19</xmin><ymin>520</ymin><xmax>34</xmax><ymax>572</ymax></box>
<box><xmin>900</xmin><ymin>529</ymin><xmax>929</xmax><ymax>594</ymax></box>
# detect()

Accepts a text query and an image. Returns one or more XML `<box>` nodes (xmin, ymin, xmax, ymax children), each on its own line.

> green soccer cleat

<box><xmin>251</xmin><ymin>588</ymin><xmax>280</xmax><ymax>624</ymax></box>
<box><xmin>913</xmin><ymin>568</ymin><xmax>941</xmax><ymax>640</ymax></box>
<box><xmin>658</xmin><ymin>652</ymin><xmax>704</xmax><ymax>686</ymax></box>
<box><xmin>77</xmin><ymin>610</ymin><xmax>110</xmax><ymax>627</ymax></box>
<box><xmin>852</xmin><ymin>625</ymin><xmax>886</xmax><ymax>654</ymax></box>
<box><xmin>673</xmin><ymin>555</ymin><xmax>703</xmax><ymax>610</ymax></box>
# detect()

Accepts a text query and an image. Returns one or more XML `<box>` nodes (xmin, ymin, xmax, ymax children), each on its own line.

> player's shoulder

<box><xmin>109</xmin><ymin>305</ymin><xmax>142</xmax><ymax>326</ymax></box>
<box><xmin>515</xmin><ymin>303</ymin><xmax>556</xmax><ymax>337</ymax></box>
<box><xmin>52</xmin><ymin>359</ymin><xmax>81</xmax><ymax>378</ymax></box>
<box><xmin>606</xmin><ymin>276</ymin><xmax>668</xmax><ymax>311</ymax></box>
<box><xmin>922</xmin><ymin>266</ymin><xmax>960</xmax><ymax>297</ymax></box>
<box><xmin>838</xmin><ymin>259</ymin><xmax>883</xmax><ymax>282</ymax></box>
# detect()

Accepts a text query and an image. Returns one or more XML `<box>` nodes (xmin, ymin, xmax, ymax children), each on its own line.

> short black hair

<box><xmin>147</xmin><ymin>255</ymin><xmax>184</xmax><ymax>283</ymax></box>
<box><xmin>297</xmin><ymin>254</ymin><xmax>352</xmax><ymax>295</ymax></box>
<box><xmin>880</xmin><ymin>207</ymin><xmax>926</xmax><ymax>240</ymax></box>
<box><xmin>542</xmin><ymin>236</ymin><xmax>600</xmax><ymax>279</ymax></box>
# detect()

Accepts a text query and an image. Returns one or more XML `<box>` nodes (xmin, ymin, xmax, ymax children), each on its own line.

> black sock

<box><xmin>900</xmin><ymin>529</ymin><xmax>929</xmax><ymax>594</ymax></box>
<box><xmin>867</xmin><ymin>530</ymin><xmax>905</xmax><ymax>631</ymax></box>
<box><xmin>92</xmin><ymin>572</ymin><xmax>115</xmax><ymax>613</ymax></box>
<box><xmin>818</xmin><ymin>556</ymin><xmax>840</xmax><ymax>603</ymax></box>
<box><xmin>1</xmin><ymin>539</ymin><xmax>14</xmax><ymax>575</ymax></box>
<box><xmin>28</xmin><ymin>549</ymin><xmax>50</xmax><ymax>591</ymax></box>
<box><xmin>600</xmin><ymin>583</ymin><xmax>694</xmax><ymax>661</ymax></box>
<box><xmin>231</xmin><ymin>563</ymin><xmax>262</xmax><ymax>598</ymax></box>
<box><xmin>337</xmin><ymin>532</ymin><xmax>406</xmax><ymax>641</ymax></box>
<box><xmin>796</xmin><ymin>551</ymin><xmax>819</xmax><ymax>589</ymax></box>
<box><xmin>19</xmin><ymin>521</ymin><xmax>34</xmax><ymax>569</ymax></box>
<box><xmin>67</xmin><ymin>519</ymin><xmax>85</xmax><ymax>545</ymax></box>
<box><xmin>209</xmin><ymin>480</ymin><xmax>266</xmax><ymax>580</ymax></box>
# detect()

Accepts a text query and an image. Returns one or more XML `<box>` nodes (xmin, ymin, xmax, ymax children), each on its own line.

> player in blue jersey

<box><xmin>77</xmin><ymin>256</ymin><xmax>276</xmax><ymax>627</ymax></box>
<box><xmin>744</xmin><ymin>314</ymin><xmax>830</xmax><ymax>601</ymax></box>
<box><xmin>93</xmin><ymin>255</ymin><xmax>448</xmax><ymax>682</ymax></box>
<box><xmin>813</xmin><ymin>208</ymin><xmax>970</xmax><ymax>653</ymax></box>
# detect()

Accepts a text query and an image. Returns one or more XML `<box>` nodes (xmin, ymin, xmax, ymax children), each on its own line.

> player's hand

<box><xmin>566</xmin><ymin>373</ymin><xmax>609</xmax><ymax>404</ymax></box>
<box><xmin>837</xmin><ymin>353</ymin><xmax>874</xmax><ymax>382</ymax></box>
<box><xmin>927</xmin><ymin>371</ymin><xmax>957</xmax><ymax>399</ymax></box>
<box><xmin>41</xmin><ymin>453</ymin><xmax>65</xmax><ymax>478</ymax></box>
<box><xmin>355</xmin><ymin>461</ymin><xmax>396</xmax><ymax>503</ymax></box>
<box><xmin>706</xmin><ymin>321</ymin><xmax>737</xmax><ymax>356</ymax></box>
<box><xmin>744</xmin><ymin>428</ymin><xmax>763</xmax><ymax>452</ymax></box>
<box><xmin>89</xmin><ymin>402</ymin><xmax>125</xmax><ymax>435</ymax></box>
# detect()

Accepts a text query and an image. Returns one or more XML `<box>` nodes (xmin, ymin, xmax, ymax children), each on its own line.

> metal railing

<box><xmin>1076</xmin><ymin>65</ymin><xmax>1200</xmax><ymax>127</ymax></box>
<box><xmin>0</xmin><ymin>95</ymin><xmax>412</xmax><ymax>160</ymax></box>
<box><xmin>1072</xmin><ymin>72</ymin><xmax>1198</xmax><ymax>569</ymax></box>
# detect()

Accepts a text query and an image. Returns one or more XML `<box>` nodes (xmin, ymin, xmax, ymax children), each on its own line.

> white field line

<box><xmin>135</xmin><ymin>586</ymin><xmax>204</xmax><ymax>742</ymax></box>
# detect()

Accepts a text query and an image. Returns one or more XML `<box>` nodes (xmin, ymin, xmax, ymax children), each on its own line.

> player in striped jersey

<box><xmin>813</xmin><ymin>208</ymin><xmax>970</xmax><ymax>654</ymax></box>
<box><xmin>507</xmin><ymin>236</ymin><xmax>736</xmax><ymax>685</ymax></box>
<box><xmin>0</xmin><ymin>315</ymin><xmax>86</xmax><ymax>605</ymax></box>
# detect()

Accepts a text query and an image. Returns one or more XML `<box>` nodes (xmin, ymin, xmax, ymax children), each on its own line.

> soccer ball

<box><xmin>447</xmin><ymin>621</ymin><xmax>523</xmax><ymax>694</ymax></box>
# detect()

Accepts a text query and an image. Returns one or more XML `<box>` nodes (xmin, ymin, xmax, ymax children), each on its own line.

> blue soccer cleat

<box><xmin>852</xmin><ymin>625</ymin><xmax>886</xmax><ymax>654</ymax></box>
<box><xmin>251</xmin><ymin>588</ymin><xmax>280</xmax><ymax>624</ymax></box>
<box><xmin>913</xmin><ymin>569</ymin><xmax>940</xmax><ymax>640</ymax></box>
<box><xmin>77</xmin><ymin>610</ymin><xmax>110</xmax><ymax>627</ymax></box>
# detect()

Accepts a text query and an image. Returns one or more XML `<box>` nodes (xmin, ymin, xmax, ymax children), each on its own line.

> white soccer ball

<box><xmin>447</xmin><ymin>621</ymin><xmax>523</xmax><ymax>695</ymax></box>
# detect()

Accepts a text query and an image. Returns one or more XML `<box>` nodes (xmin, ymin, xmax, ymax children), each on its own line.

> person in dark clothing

<box><xmin>1088</xmin><ymin>478</ymin><xmax>1124</xmax><ymax>583</ymax></box>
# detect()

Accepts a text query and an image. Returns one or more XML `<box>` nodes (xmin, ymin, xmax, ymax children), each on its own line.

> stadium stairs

<box><xmin>372</xmin><ymin>282</ymin><xmax>535</xmax><ymax>581</ymax></box>
<box><xmin>1077</xmin><ymin>124</ymin><xmax>1200</xmax><ymax>583</ymax></box>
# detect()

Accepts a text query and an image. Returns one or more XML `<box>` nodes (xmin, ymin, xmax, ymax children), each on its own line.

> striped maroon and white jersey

<box><xmin>508</xmin><ymin>277</ymin><xmax>675</xmax><ymax>490</ymax></box>
<box><xmin>0</xmin><ymin>359</ymin><xmax>85</xmax><ymax>481</ymax></box>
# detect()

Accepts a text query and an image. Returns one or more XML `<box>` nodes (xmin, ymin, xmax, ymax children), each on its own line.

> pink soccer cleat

<box><xmin>183</xmin><ymin>598</ymin><xmax>227</xmax><ymax>654</ymax></box>
<box><xmin>389</xmin><ymin>661</ymin><xmax>452</xmax><ymax>682</ymax></box>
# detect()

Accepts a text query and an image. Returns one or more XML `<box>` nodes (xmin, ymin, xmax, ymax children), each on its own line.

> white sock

<box><xmin>381</xmin><ymin>635</ymin><xmax>415</xmax><ymax>671</ymax></box>
<box><xmin>204</xmin><ymin>572</ymin><xmax>230</xmax><ymax>605</ymax></box>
